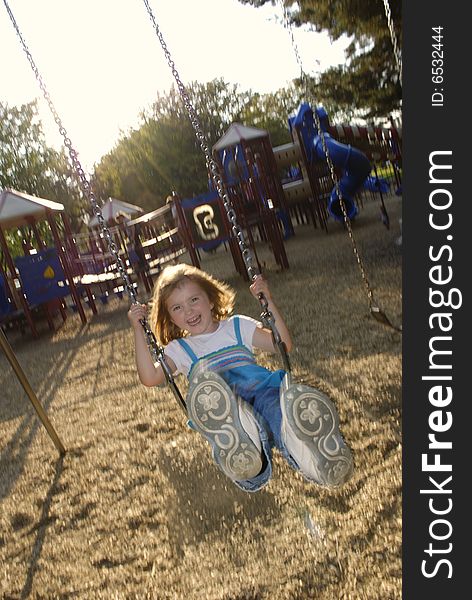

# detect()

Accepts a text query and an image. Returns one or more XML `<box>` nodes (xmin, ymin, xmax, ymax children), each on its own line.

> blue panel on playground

<box><xmin>15</xmin><ymin>248</ymin><xmax>70</xmax><ymax>305</ymax></box>
<box><xmin>211</xmin><ymin>144</ymin><xmax>250</xmax><ymax>186</ymax></box>
<box><xmin>0</xmin><ymin>274</ymin><xmax>14</xmax><ymax>318</ymax></box>
<box><xmin>181</xmin><ymin>191</ymin><xmax>230</xmax><ymax>250</ymax></box>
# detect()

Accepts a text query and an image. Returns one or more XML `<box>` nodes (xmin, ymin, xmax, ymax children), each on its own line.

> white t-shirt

<box><xmin>164</xmin><ymin>314</ymin><xmax>260</xmax><ymax>377</ymax></box>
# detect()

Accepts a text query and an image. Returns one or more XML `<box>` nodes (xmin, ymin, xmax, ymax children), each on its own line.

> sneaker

<box><xmin>280</xmin><ymin>376</ymin><xmax>353</xmax><ymax>487</ymax></box>
<box><xmin>187</xmin><ymin>371</ymin><xmax>263</xmax><ymax>481</ymax></box>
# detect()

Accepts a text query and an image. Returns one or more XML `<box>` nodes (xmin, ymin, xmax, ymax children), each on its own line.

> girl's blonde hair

<box><xmin>149</xmin><ymin>263</ymin><xmax>235</xmax><ymax>345</ymax></box>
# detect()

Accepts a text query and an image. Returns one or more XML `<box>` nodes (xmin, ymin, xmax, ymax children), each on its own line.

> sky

<box><xmin>0</xmin><ymin>0</ymin><xmax>350</xmax><ymax>172</ymax></box>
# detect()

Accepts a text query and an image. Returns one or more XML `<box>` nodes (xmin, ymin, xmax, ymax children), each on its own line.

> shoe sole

<box><xmin>187</xmin><ymin>372</ymin><xmax>262</xmax><ymax>481</ymax></box>
<box><xmin>281</xmin><ymin>383</ymin><xmax>353</xmax><ymax>487</ymax></box>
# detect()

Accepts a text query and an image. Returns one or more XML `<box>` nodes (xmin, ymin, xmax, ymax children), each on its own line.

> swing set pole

<box><xmin>141</xmin><ymin>0</ymin><xmax>293</xmax><ymax>372</ymax></box>
<box><xmin>0</xmin><ymin>328</ymin><xmax>66</xmax><ymax>456</ymax></box>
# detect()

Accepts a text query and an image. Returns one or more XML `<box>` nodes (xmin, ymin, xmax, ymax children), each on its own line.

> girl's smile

<box><xmin>166</xmin><ymin>279</ymin><xmax>218</xmax><ymax>336</ymax></box>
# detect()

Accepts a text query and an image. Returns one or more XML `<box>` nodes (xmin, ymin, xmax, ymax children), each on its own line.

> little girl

<box><xmin>128</xmin><ymin>263</ymin><xmax>353</xmax><ymax>493</ymax></box>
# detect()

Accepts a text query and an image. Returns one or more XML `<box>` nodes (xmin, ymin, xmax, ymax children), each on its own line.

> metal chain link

<box><xmin>2</xmin><ymin>0</ymin><xmax>135</xmax><ymax>302</ymax></box>
<box><xmin>383</xmin><ymin>0</ymin><xmax>402</xmax><ymax>85</ymax></box>
<box><xmin>141</xmin><ymin>0</ymin><xmax>257</xmax><ymax>280</ymax></box>
<box><xmin>141</xmin><ymin>0</ymin><xmax>292</xmax><ymax>365</ymax></box>
<box><xmin>2</xmin><ymin>0</ymin><xmax>189</xmax><ymax>408</ymax></box>
<box><xmin>280</xmin><ymin>0</ymin><xmax>400</xmax><ymax>332</ymax></box>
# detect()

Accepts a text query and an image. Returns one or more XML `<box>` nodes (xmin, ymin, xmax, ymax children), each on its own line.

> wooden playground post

<box><xmin>0</xmin><ymin>327</ymin><xmax>65</xmax><ymax>455</ymax></box>
<box><xmin>61</xmin><ymin>213</ymin><xmax>98</xmax><ymax>311</ymax></box>
<box><xmin>46</xmin><ymin>209</ymin><xmax>91</xmax><ymax>322</ymax></box>
<box><xmin>0</xmin><ymin>225</ymin><xmax>38</xmax><ymax>338</ymax></box>
<box><xmin>28</xmin><ymin>218</ymin><xmax>46</xmax><ymax>250</ymax></box>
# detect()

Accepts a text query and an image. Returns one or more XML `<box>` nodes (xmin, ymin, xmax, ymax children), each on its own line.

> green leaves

<box><xmin>92</xmin><ymin>79</ymin><xmax>299</xmax><ymax>212</ymax></box>
<box><xmin>238</xmin><ymin>0</ymin><xmax>402</xmax><ymax>119</ymax></box>
<box><xmin>0</xmin><ymin>100</ymin><xmax>87</xmax><ymax>232</ymax></box>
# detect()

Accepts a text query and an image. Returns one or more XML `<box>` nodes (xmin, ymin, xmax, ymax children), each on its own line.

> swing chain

<box><xmin>141</xmin><ymin>1</ymin><xmax>257</xmax><ymax>279</ymax></box>
<box><xmin>280</xmin><ymin>0</ymin><xmax>400</xmax><ymax>332</ymax></box>
<box><xmin>258</xmin><ymin>293</ymin><xmax>292</xmax><ymax>373</ymax></box>
<box><xmin>141</xmin><ymin>0</ymin><xmax>293</xmax><ymax>355</ymax></box>
<box><xmin>312</xmin><ymin>110</ymin><xmax>375</xmax><ymax>309</ymax></box>
<box><xmin>382</xmin><ymin>0</ymin><xmax>402</xmax><ymax>85</ymax></box>
<box><xmin>138</xmin><ymin>317</ymin><xmax>188</xmax><ymax>412</ymax></box>
<box><xmin>2</xmin><ymin>0</ymin><xmax>191</xmax><ymax>407</ymax></box>
<box><xmin>2</xmin><ymin>0</ymin><xmax>136</xmax><ymax>304</ymax></box>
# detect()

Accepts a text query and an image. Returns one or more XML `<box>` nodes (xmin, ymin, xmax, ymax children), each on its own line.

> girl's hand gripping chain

<box><xmin>127</xmin><ymin>303</ymin><xmax>176</xmax><ymax>387</ymax></box>
<box><xmin>249</xmin><ymin>275</ymin><xmax>293</xmax><ymax>355</ymax></box>
<box><xmin>249</xmin><ymin>274</ymin><xmax>272</xmax><ymax>302</ymax></box>
<box><xmin>127</xmin><ymin>302</ymin><xmax>148</xmax><ymax>329</ymax></box>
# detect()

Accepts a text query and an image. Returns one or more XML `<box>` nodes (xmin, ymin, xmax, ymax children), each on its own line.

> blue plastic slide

<box><xmin>291</xmin><ymin>104</ymin><xmax>372</xmax><ymax>222</ymax></box>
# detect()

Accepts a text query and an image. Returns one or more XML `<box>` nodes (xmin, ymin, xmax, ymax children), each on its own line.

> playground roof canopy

<box><xmin>0</xmin><ymin>188</ymin><xmax>64</xmax><ymax>230</ymax></box>
<box><xmin>87</xmin><ymin>197</ymin><xmax>144</xmax><ymax>228</ymax></box>
<box><xmin>213</xmin><ymin>123</ymin><xmax>268</xmax><ymax>151</ymax></box>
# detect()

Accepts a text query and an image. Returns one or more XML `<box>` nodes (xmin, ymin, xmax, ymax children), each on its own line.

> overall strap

<box><xmin>233</xmin><ymin>316</ymin><xmax>244</xmax><ymax>346</ymax></box>
<box><xmin>176</xmin><ymin>337</ymin><xmax>199</xmax><ymax>362</ymax></box>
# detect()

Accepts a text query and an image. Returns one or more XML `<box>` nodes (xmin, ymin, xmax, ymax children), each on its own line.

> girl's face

<box><xmin>166</xmin><ymin>279</ymin><xmax>218</xmax><ymax>336</ymax></box>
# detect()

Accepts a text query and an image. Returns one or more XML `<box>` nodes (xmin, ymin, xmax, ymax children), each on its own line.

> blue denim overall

<box><xmin>177</xmin><ymin>317</ymin><xmax>297</xmax><ymax>491</ymax></box>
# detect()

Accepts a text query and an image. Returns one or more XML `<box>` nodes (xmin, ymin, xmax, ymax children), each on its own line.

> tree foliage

<box><xmin>233</xmin><ymin>87</ymin><xmax>298</xmax><ymax>146</ymax></box>
<box><xmin>0</xmin><ymin>100</ymin><xmax>87</xmax><ymax>232</ymax></box>
<box><xmin>92</xmin><ymin>79</ymin><xmax>298</xmax><ymax>212</ymax></box>
<box><xmin>238</xmin><ymin>0</ymin><xmax>402</xmax><ymax>119</ymax></box>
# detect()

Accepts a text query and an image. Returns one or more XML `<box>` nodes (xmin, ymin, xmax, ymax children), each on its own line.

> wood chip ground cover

<box><xmin>1</xmin><ymin>197</ymin><xmax>402</xmax><ymax>599</ymax></box>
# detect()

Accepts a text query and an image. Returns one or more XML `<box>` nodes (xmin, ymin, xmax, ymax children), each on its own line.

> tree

<box><xmin>92</xmin><ymin>101</ymin><xmax>210</xmax><ymax>213</ymax></box>
<box><xmin>233</xmin><ymin>87</ymin><xmax>299</xmax><ymax>146</ymax></box>
<box><xmin>0</xmin><ymin>100</ymin><xmax>87</xmax><ymax>231</ymax></box>
<box><xmin>92</xmin><ymin>79</ymin><xmax>300</xmax><ymax>211</ymax></box>
<box><xmin>238</xmin><ymin>0</ymin><xmax>402</xmax><ymax>119</ymax></box>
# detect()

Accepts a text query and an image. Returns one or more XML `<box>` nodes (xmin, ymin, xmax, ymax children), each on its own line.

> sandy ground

<box><xmin>1</xmin><ymin>195</ymin><xmax>402</xmax><ymax>599</ymax></box>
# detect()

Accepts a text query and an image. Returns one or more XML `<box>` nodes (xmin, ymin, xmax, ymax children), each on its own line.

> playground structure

<box><xmin>0</xmin><ymin>102</ymin><xmax>402</xmax><ymax>340</ymax></box>
<box><xmin>325</xmin><ymin>115</ymin><xmax>402</xmax><ymax>227</ymax></box>
<box><xmin>0</xmin><ymin>189</ymin><xmax>94</xmax><ymax>338</ymax></box>
<box><xmin>125</xmin><ymin>199</ymin><xmax>192</xmax><ymax>282</ymax></box>
<box><xmin>66</xmin><ymin>196</ymin><xmax>149</xmax><ymax>297</ymax></box>
<box><xmin>173</xmin><ymin>190</ymin><xmax>253</xmax><ymax>278</ymax></box>
<box><xmin>212</xmin><ymin>123</ymin><xmax>290</xmax><ymax>271</ymax></box>
<box><xmin>278</xmin><ymin>103</ymin><xmax>402</xmax><ymax>226</ymax></box>
<box><xmin>211</xmin><ymin>103</ymin><xmax>402</xmax><ymax>257</ymax></box>
<box><xmin>86</xmin><ymin>196</ymin><xmax>144</xmax><ymax>228</ymax></box>
<box><xmin>1</xmin><ymin>104</ymin><xmax>403</xmax><ymax>340</ymax></box>
<box><xmin>126</xmin><ymin>190</ymin><xmax>259</xmax><ymax>282</ymax></box>
<box><xmin>0</xmin><ymin>184</ymin><xmax>271</xmax><ymax>340</ymax></box>
<box><xmin>64</xmin><ymin>197</ymin><xmax>149</xmax><ymax>301</ymax></box>
<box><xmin>64</xmin><ymin>225</ymin><xmax>141</xmax><ymax>301</ymax></box>
<box><xmin>0</xmin><ymin>192</ymin><xmax>174</xmax><ymax>338</ymax></box>
<box><xmin>63</xmin><ymin>193</ymin><xmax>235</xmax><ymax>306</ymax></box>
